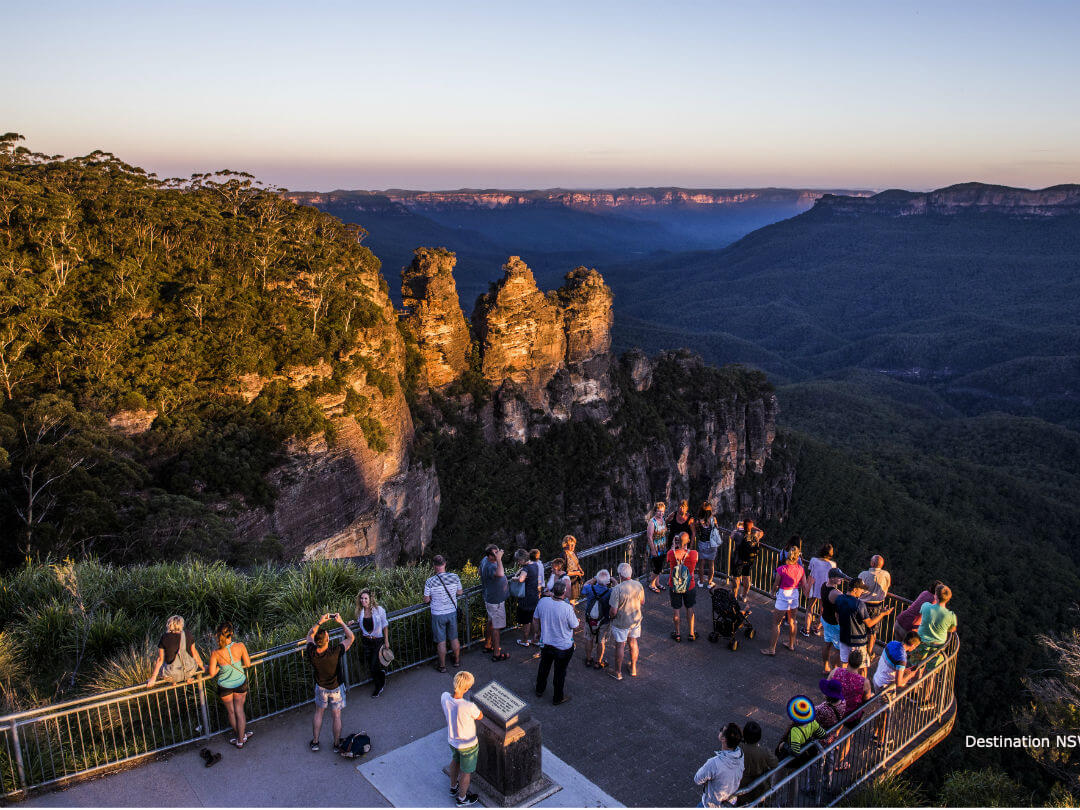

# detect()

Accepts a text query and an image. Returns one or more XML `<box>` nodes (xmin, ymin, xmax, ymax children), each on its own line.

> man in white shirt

<box><xmin>532</xmin><ymin>581</ymin><xmax>578</xmax><ymax>705</ymax></box>
<box><xmin>858</xmin><ymin>555</ymin><xmax>891</xmax><ymax>653</ymax></box>
<box><xmin>694</xmin><ymin>723</ymin><xmax>745</xmax><ymax>807</ymax></box>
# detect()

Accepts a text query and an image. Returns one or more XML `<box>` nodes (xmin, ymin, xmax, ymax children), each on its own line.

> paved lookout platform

<box><xmin>24</xmin><ymin>588</ymin><xmax>826</xmax><ymax>808</ymax></box>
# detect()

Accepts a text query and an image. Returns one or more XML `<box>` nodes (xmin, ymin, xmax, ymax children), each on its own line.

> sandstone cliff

<box><xmin>816</xmin><ymin>182</ymin><xmax>1080</xmax><ymax>218</ymax></box>
<box><xmin>401</xmin><ymin>247</ymin><xmax>472</xmax><ymax>389</ymax></box>
<box><xmin>227</xmin><ymin>263</ymin><xmax>438</xmax><ymax>564</ymax></box>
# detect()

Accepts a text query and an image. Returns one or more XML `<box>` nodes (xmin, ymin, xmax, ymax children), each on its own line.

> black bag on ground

<box><xmin>338</xmin><ymin>732</ymin><xmax>372</xmax><ymax>758</ymax></box>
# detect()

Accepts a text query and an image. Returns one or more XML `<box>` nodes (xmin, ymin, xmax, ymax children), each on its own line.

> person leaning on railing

<box><xmin>147</xmin><ymin>614</ymin><xmax>205</xmax><ymax>688</ymax></box>
<box><xmin>892</xmin><ymin>580</ymin><xmax>942</xmax><ymax>643</ymax></box>
<box><xmin>354</xmin><ymin>590</ymin><xmax>390</xmax><ymax>698</ymax></box>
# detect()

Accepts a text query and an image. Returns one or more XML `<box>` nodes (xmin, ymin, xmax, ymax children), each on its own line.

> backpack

<box><xmin>670</xmin><ymin>551</ymin><xmax>691</xmax><ymax>594</ymax></box>
<box><xmin>585</xmin><ymin>585</ymin><xmax>611</xmax><ymax>631</ymax></box>
<box><xmin>160</xmin><ymin>632</ymin><xmax>200</xmax><ymax>683</ymax></box>
<box><xmin>338</xmin><ymin>732</ymin><xmax>372</xmax><ymax>758</ymax></box>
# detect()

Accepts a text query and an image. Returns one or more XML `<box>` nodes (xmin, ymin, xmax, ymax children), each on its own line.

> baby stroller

<box><xmin>707</xmin><ymin>586</ymin><xmax>754</xmax><ymax>650</ymax></box>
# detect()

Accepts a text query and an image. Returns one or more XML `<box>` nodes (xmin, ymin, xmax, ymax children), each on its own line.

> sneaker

<box><xmin>800</xmin><ymin>629</ymin><xmax>811</xmax><ymax>638</ymax></box>
<box><xmin>332</xmin><ymin>739</ymin><xmax>343</xmax><ymax>753</ymax></box>
<box><xmin>309</xmin><ymin>739</ymin><xmax>320</xmax><ymax>752</ymax></box>
<box><xmin>516</xmin><ymin>639</ymin><xmax>531</xmax><ymax>647</ymax></box>
<box><xmin>455</xmin><ymin>792</ymin><xmax>479</xmax><ymax>806</ymax></box>
<box><xmin>449</xmin><ymin>783</ymin><xmax>459</xmax><ymax>796</ymax></box>
<box><xmin>372</xmin><ymin>685</ymin><xmax>385</xmax><ymax>698</ymax></box>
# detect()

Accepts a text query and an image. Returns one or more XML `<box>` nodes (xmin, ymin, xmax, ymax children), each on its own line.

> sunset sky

<box><xmin>7</xmin><ymin>0</ymin><xmax>1080</xmax><ymax>191</ymax></box>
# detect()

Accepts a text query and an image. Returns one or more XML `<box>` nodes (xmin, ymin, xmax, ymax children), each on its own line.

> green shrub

<box><xmin>842</xmin><ymin>775</ymin><xmax>926</xmax><ymax>807</ymax></box>
<box><xmin>938</xmin><ymin>768</ymin><xmax>1027</xmax><ymax>807</ymax></box>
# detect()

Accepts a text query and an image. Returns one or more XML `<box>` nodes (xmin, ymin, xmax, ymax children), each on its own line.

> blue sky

<box><xmin>5</xmin><ymin>0</ymin><xmax>1080</xmax><ymax>190</ymax></box>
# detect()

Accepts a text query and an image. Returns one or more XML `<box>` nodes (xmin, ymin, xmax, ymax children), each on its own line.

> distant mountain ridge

<box><xmin>288</xmin><ymin>186</ymin><xmax>873</xmax><ymax>212</ymax></box>
<box><xmin>816</xmin><ymin>182</ymin><xmax>1080</xmax><ymax>218</ymax></box>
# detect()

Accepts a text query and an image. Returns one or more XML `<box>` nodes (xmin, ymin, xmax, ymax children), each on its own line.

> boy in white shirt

<box><xmin>441</xmin><ymin>671</ymin><xmax>483</xmax><ymax>806</ymax></box>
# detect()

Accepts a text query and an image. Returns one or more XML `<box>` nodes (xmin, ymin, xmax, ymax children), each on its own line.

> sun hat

<box><xmin>819</xmin><ymin>678</ymin><xmax>844</xmax><ymax>701</ymax></box>
<box><xmin>378</xmin><ymin>645</ymin><xmax>395</xmax><ymax>667</ymax></box>
<box><xmin>787</xmin><ymin>695</ymin><xmax>815</xmax><ymax>724</ymax></box>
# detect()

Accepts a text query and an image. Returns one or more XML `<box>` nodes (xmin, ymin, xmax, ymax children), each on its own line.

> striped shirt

<box><xmin>424</xmin><ymin>572</ymin><xmax>462</xmax><ymax>616</ymax></box>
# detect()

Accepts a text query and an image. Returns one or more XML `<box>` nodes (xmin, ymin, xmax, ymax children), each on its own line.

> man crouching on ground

<box><xmin>442</xmin><ymin>671</ymin><xmax>483</xmax><ymax>806</ymax></box>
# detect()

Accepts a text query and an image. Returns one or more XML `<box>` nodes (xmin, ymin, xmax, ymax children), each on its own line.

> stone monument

<box><xmin>468</xmin><ymin>680</ymin><xmax>557</xmax><ymax>806</ymax></box>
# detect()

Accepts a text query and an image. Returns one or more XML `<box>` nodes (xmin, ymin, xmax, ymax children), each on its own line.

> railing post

<box><xmin>462</xmin><ymin>596</ymin><xmax>472</xmax><ymax>646</ymax></box>
<box><xmin>196</xmin><ymin>679</ymin><xmax>211</xmax><ymax>740</ymax></box>
<box><xmin>9</xmin><ymin>720</ymin><xmax>26</xmax><ymax>793</ymax></box>
<box><xmin>341</xmin><ymin>648</ymin><xmax>352</xmax><ymax>688</ymax></box>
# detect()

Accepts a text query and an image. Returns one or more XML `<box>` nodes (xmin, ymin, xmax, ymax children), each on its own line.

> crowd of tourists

<box><xmin>144</xmin><ymin>500</ymin><xmax>957</xmax><ymax>807</ymax></box>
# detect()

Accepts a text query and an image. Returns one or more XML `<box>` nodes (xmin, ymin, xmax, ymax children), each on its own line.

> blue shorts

<box><xmin>822</xmin><ymin>621</ymin><xmax>840</xmax><ymax>645</ymax></box>
<box><xmin>431</xmin><ymin>612</ymin><xmax>458</xmax><ymax>644</ymax></box>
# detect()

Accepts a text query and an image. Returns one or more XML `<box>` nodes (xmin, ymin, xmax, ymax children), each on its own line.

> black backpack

<box><xmin>338</xmin><ymin>732</ymin><xmax>372</xmax><ymax>758</ymax></box>
<box><xmin>585</xmin><ymin>585</ymin><xmax>612</xmax><ymax>631</ymax></box>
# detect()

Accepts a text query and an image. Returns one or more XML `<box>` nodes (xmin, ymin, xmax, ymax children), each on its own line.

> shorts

<box><xmin>775</xmin><ymin>588</ymin><xmax>799</xmax><ymax>612</ymax></box>
<box><xmin>217</xmin><ymin>682</ymin><xmax>248</xmax><ymax>698</ymax></box>
<box><xmin>485</xmin><ymin>601</ymin><xmax>507</xmax><ymax>630</ymax></box>
<box><xmin>697</xmin><ymin>544</ymin><xmax>718</xmax><ymax>562</ymax></box>
<box><xmin>670</xmin><ymin>588</ymin><xmax>697</xmax><ymax>609</ymax></box>
<box><xmin>733</xmin><ymin>563</ymin><xmax>752</xmax><ymax>578</ymax></box>
<box><xmin>651</xmin><ymin>554</ymin><xmax>665</xmax><ymax>575</ymax></box>
<box><xmin>865</xmin><ymin>602</ymin><xmax>885</xmax><ymax>619</ymax></box>
<box><xmin>838</xmin><ymin>642</ymin><xmax>867</xmax><ymax>664</ymax></box>
<box><xmin>610</xmin><ymin>623</ymin><xmax>641</xmax><ymax>644</ymax></box>
<box><xmin>431</xmin><ymin>611</ymin><xmax>458</xmax><ymax>644</ymax></box>
<box><xmin>450</xmin><ymin>743</ymin><xmax>479</xmax><ymax>774</ymax></box>
<box><xmin>315</xmin><ymin>683</ymin><xmax>346</xmax><ymax>709</ymax></box>
<box><xmin>822</xmin><ymin>621</ymin><xmax>840</xmax><ymax>645</ymax></box>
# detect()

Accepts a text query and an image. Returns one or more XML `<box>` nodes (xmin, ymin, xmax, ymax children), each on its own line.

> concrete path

<box><xmin>25</xmin><ymin>587</ymin><xmax>828</xmax><ymax>808</ymax></box>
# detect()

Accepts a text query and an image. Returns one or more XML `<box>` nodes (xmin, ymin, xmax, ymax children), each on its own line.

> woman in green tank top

<box><xmin>208</xmin><ymin>622</ymin><xmax>253</xmax><ymax>748</ymax></box>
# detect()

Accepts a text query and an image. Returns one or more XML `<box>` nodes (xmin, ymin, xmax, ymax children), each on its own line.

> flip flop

<box><xmin>436</xmin><ymin>665</ymin><xmax>447</xmax><ymax>673</ymax></box>
<box><xmin>594</xmin><ymin>660</ymin><xmax>607</xmax><ymax>669</ymax></box>
<box><xmin>670</xmin><ymin>632</ymin><xmax>681</xmax><ymax>642</ymax></box>
<box><xmin>760</xmin><ymin>649</ymin><xmax>777</xmax><ymax>656</ymax></box>
<box><xmin>688</xmin><ymin>633</ymin><xmax>697</xmax><ymax>642</ymax></box>
<box><xmin>584</xmin><ymin>658</ymin><xmax>594</xmax><ymax>668</ymax></box>
<box><xmin>649</xmin><ymin>586</ymin><xmax>661</xmax><ymax>593</ymax></box>
<box><xmin>491</xmin><ymin>652</ymin><xmax>510</xmax><ymax>662</ymax></box>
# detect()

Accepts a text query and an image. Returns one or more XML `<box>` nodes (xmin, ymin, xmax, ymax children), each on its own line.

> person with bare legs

<box><xmin>819</xmin><ymin>568</ymin><xmax>845</xmax><ymax>674</ymax></box>
<box><xmin>305</xmin><ymin>612</ymin><xmax>355</xmax><ymax>750</ymax></box>
<box><xmin>696</xmin><ymin>502</ymin><xmax>721</xmax><ymax>587</ymax></box>
<box><xmin>731</xmin><ymin>518</ymin><xmax>763</xmax><ymax>602</ymax></box>
<box><xmin>442</xmin><ymin>671</ymin><xmax>482</xmax><ymax>806</ymax></box>
<box><xmin>804</xmin><ymin>544</ymin><xmax>835</xmax><ymax>637</ymax></box>
<box><xmin>858</xmin><ymin>555</ymin><xmax>892</xmax><ymax>655</ymax></box>
<box><xmin>608</xmin><ymin>562</ymin><xmax>644</xmax><ymax>680</ymax></box>
<box><xmin>424</xmin><ymin>555</ymin><xmax>464</xmax><ymax>673</ymax></box>
<box><xmin>668</xmin><ymin>532</ymin><xmax>699</xmax><ymax>642</ymax></box>
<box><xmin>761</xmin><ymin>545</ymin><xmax>807</xmax><ymax>656</ymax></box>
<box><xmin>208</xmin><ymin>622</ymin><xmax>252</xmax><ymax>748</ymax></box>
<box><xmin>646</xmin><ymin>502</ymin><xmax>668</xmax><ymax>593</ymax></box>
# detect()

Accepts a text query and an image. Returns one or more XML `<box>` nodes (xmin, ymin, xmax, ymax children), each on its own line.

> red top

<box><xmin>776</xmin><ymin>563</ymin><xmax>805</xmax><ymax>590</ymax></box>
<box><xmin>666</xmin><ymin>548</ymin><xmax>699</xmax><ymax>590</ymax></box>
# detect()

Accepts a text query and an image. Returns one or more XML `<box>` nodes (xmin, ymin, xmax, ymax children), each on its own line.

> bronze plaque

<box><xmin>473</xmin><ymin>681</ymin><xmax>527</xmax><ymax>725</ymax></box>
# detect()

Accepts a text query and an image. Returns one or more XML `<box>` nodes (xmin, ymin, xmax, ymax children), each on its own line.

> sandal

<box><xmin>594</xmin><ymin>660</ymin><xmax>607</xmax><ymax>669</ymax></box>
<box><xmin>585</xmin><ymin>658</ymin><xmax>594</xmax><ymax>668</ymax></box>
<box><xmin>649</xmin><ymin>586</ymin><xmax>661</xmax><ymax>593</ymax></box>
<box><xmin>688</xmin><ymin>633</ymin><xmax>697</xmax><ymax>642</ymax></box>
<box><xmin>608</xmin><ymin>670</ymin><xmax>623</xmax><ymax>681</ymax></box>
<box><xmin>670</xmin><ymin>632</ymin><xmax>681</xmax><ymax>642</ymax></box>
<box><xmin>436</xmin><ymin>665</ymin><xmax>448</xmax><ymax>673</ymax></box>
<box><xmin>491</xmin><ymin>651</ymin><xmax>510</xmax><ymax>662</ymax></box>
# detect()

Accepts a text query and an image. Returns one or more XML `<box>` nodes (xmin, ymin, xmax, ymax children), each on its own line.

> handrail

<box><xmin>0</xmin><ymin>527</ymin><xmax>951</xmax><ymax>802</ymax></box>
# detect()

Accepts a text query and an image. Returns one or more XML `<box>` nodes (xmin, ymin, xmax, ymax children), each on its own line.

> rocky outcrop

<box><xmin>230</xmin><ymin>260</ymin><xmax>437</xmax><ymax>564</ymax></box>
<box><xmin>401</xmin><ymin>247</ymin><xmax>472</xmax><ymax>389</ymax></box>
<box><xmin>473</xmin><ymin>257</ymin><xmax>566</xmax><ymax>397</ymax></box>
<box><xmin>816</xmin><ymin>183</ymin><xmax>1080</xmax><ymax>218</ymax></box>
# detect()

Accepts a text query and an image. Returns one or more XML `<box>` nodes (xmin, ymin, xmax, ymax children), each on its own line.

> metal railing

<box><xmin>0</xmin><ymin>534</ymin><xmax>639</xmax><ymax>797</ymax></box>
<box><xmin>0</xmin><ymin>529</ymin><xmax>954</xmax><ymax>804</ymax></box>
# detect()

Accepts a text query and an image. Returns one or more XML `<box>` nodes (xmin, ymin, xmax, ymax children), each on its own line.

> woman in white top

<box><xmin>803</xmin><ymin>543</ymin><xmax>835</xmax><ymax>638</ymax></box>
<box><xmin>355</xmin><ymin>589</ymin><xmax>390</xmax><ymax>698</ymax></box>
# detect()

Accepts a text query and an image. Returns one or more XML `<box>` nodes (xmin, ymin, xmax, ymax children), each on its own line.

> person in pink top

<box><xmin>892</xmin><ymin>580</ymin><xmax>942</xmax><ymax>642</ymax></box>
<box><xmin>761</xmin><ymin>543</ymin><xmax>808</xmax><ymax>656</ymax></box>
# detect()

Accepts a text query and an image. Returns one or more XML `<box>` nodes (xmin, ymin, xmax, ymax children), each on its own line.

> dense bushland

<box><xmin>0</xmin><ymin>134</ymin><xmax>397</xmax><ymax>566</ymax></box>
